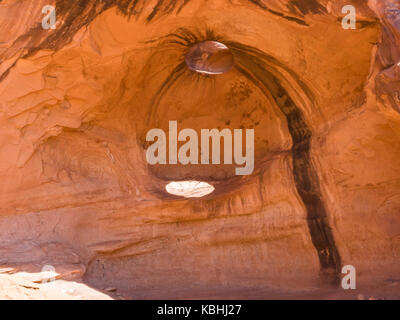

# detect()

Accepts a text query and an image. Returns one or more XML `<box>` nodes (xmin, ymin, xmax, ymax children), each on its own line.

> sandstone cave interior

<box><xmin>0</xmin><ymin>0</ymin><xmax>399</xmax><ymax>300</ymax></box>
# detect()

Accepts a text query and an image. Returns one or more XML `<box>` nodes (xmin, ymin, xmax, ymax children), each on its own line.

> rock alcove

<box><xmin>0</xmin><ymin>0</ymin><xmax>399</xmax><ymax>299</ymax></box>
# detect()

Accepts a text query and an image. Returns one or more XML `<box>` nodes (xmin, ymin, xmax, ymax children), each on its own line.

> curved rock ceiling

<box><xmin>0</xmin><ymin>0</ymin><xmax>399</xmax><ymax>299</ymax></box>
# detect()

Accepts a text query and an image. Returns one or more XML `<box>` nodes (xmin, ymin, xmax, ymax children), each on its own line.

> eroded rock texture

<box><xmin>0</xmin><ymin>0</ymin><xmax>399</xmax><ymax>299</ymax></box>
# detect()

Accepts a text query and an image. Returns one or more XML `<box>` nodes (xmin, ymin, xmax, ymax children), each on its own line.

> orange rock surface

<box><xmin>0</xmin><ymin>0</ymin><xmax>399</xmax><ymax>299</ymax></box>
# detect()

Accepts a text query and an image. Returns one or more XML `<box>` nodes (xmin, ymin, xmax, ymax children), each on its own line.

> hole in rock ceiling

<box><xmin>185</xmin><ymin>41</ymin><xmax>234</xmax><ymax>75</ymax></box>
<box><xmin>165</xmin><ymin>181</ymin><xmax>215</xmax><ymax>198</ymax></box>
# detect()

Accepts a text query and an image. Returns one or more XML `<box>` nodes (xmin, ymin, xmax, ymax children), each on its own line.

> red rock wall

<box><xmin>0</xmin><ymin>0</ymin><xmax>399</xmax><ymax>298</ymax></box>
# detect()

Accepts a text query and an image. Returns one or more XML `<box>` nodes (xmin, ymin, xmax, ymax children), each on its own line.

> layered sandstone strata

<box><xmin>0</xmin><ymin>0</ymin><xmax>399</xmax><ymax>299</ymax></box>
